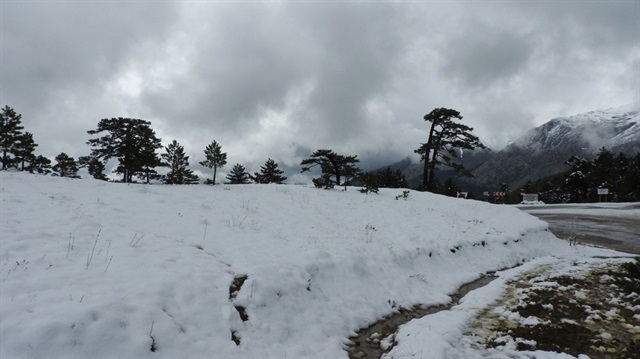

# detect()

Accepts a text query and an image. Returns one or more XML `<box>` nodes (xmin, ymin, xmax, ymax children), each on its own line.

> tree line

<box><xmin>512</xmin><ymin>147</ymin><xmax>640</xmax><ymax>203</ymax></box>
<box><xmin>1</xmin><ymin>105</ymin><xmax>486</xmax><ymax>192</ymax></box>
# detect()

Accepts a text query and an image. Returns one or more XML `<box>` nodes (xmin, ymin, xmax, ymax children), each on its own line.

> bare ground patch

<box><xmin>464</xmin><ymin>259</ymin><xmax>640</xmax><ymax>358</ymax></box>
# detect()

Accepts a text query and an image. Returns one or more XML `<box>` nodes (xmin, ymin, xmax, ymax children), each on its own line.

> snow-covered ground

<box><xmin>0</xmin><ymin>172</ymin><xmax>629</xmax><ymax>358</ymax></box>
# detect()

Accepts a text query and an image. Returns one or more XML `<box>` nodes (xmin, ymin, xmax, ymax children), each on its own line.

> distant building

<box><xmin>520</xmin><ymin>193</ymin><xmax>541</xmax><ymax>204</ymax></box>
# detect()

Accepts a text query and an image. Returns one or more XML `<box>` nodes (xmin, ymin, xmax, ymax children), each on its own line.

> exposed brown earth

<box><xmin>464</xmin><ymin>259</ymin><xmax>640</xmax><ymax>358</ymax></box>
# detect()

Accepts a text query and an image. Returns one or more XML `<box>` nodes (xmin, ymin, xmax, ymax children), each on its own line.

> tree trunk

<box><xmin>213</xmin><ymin>166</ymin><xmax>217</xmax><ymax>185</ymax></box>
<box><xmin>422</xmin><ymin>154</ymin><xmax>429</xmax><ymax>190</ymax></box>
<box><xmin>422</xmin><ymin>120</ymin><xmax>439</xmax><ymax>190</ymax></box>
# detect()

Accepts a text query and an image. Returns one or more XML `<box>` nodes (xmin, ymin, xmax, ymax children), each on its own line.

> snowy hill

<box><xmin>0</xmin><ymin>172</ymin><xmax>620</xmax><ymax>358</ymax></box>
<box><xmin>468</xmin><ymin>105</ymin><xmax>640</xmax><ymax>190</ymax></box>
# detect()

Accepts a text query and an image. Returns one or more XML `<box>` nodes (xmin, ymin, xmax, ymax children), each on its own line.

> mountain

<box><xmin>465</xmin><ymin>105</ymin><xmax>640</xmax><ymax>191</ymax></box>
<box><xmin>378</xmin><ymin>105</ymin><xmax>639</xmax><ymax>193</ymax></box>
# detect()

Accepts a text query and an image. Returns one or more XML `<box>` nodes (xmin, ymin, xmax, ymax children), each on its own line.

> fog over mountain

<box><xmin>469</xmin><ymin>105</ymin><xmax>639</xmax><ymax>191</ymax></box>
<box><xmin>381</xmin><ymin>105</ymin><xmax>640</xmax><ymax>192</ymax></box>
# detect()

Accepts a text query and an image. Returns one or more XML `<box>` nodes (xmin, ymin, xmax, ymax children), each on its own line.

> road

<box><xmin>518</xmin><ymin>203</ymin><xmax>640</xmax><ymax>255</ymax></box>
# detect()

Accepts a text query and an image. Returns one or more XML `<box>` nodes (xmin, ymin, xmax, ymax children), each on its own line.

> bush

<box><xmin>359</xmin><ymin>173</ymin><xmax>379</xmax><ymax>194</ymax></box>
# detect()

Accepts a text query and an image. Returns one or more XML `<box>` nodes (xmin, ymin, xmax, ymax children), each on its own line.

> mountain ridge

<box><xmin>377</xmin><ymin>105</ymin><xmax>639</xmax><ymax>193</ymax></box>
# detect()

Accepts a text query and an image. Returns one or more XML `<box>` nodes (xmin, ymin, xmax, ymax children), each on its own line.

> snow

<box><xmin>512</xmin><ymin>104</ymin><xmax>639</xmax><ymax>153</ymax></box>
<box><xmin>0</xmin><ymin>172</ymin><xmax>629</xmax><ymax>358</ymax></box>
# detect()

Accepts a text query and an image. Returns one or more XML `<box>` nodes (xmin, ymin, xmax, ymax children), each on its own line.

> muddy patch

<box><xmin>465</xmin><ymin>259</ymin><xmax>640</xmax><ymax>358</ymax></box>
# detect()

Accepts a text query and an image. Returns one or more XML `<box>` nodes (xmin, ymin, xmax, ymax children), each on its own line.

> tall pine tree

<box><xmin>226</xmin><ymin>163</ymin><xmax>251</xmax><ymax>184</ymax></box>
<box><xmin>252</xmin><ymin>158</ymin><xmax>287</xmax><ymax>184</ymax></box>
<box><xmin>86</xmin><ymin>118</ymin><xmax>162</xmax><ymax>183</ymax></box>
<box><xmin>161</xmin><ymin>140</ymin><xmax>199</xmax><ymax>184</ymax></box>
<box><xmin>0</xmin><ymin>106</ymin><xmax>25</xmax><ymax>170</ymax></box>
<box><xmin>200</xmin><ymin>140</ymin><xmax>227</xmax><ymax>185</ymax></box>
<box><xmin>415</xmin><ymin>108</ymin><xmax>485</xmax><ymax>192</ymax></box>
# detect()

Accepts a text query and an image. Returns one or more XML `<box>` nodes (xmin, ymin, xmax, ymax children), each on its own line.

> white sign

<box><xmin>597</xmin><ymin>188</ymin><xmax>609</xmax><ymax>195</ymax></box>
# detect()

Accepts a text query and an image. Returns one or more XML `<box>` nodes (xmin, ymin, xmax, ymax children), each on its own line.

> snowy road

<box><xmin>518</xmin><ymin>203</ymin><xmax>640</xmax><ymax>255</ymax></box>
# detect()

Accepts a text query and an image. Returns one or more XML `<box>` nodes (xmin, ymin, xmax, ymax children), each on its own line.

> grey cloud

<box><xmin>1</xmin><ymin>1</ymin><xmax>637</xmax><ymax>173</ymax></box>
<box><xmin>1</xmin><ymin>2</ymin><xmax>178</xmax><ymax>107</ymax></box>
<box><xmin>440</xmin><ymin>24</ymin><xmax>534</xmax><ymax>87</ymax></box>
<box><xmin>142</xmin><ymin>2</ymin><xmax>406</xmax><ymax>150</ymax></box>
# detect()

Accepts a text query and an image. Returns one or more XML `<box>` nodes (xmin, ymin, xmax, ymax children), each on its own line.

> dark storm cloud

<box><xmin>142</xmin><ymin>2</ymin><xmax>406</xmax><ymax>151</ymax></box>
<box><xmin>1</xmin><ymin>1</ymin><xmax>638</xmax><ymax>177</ymax></box>
<box><xmin>1</xmin><ymin>1</ymin><xmax>178</xmax><ymax>154</ymax></box>
<box><xmin>440</xmin><ymin>24</ymin><xmax>534</xmax><ymax>88</ymax></box>
<box><xmin>1</xmin><ymin>1</ymin><xmax>177</xmax><ymax>105</ymax></box>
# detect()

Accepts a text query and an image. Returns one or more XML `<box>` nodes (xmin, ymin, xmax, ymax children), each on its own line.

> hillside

<box><xmin>0</xmin><ymin>172</ymin><xmax>625</xmax><ymax>358</ymax></box>
<box><xmin>467</xmin><ymin>105</ymin><xmax>640</xmax><ymax>191</ymax></box>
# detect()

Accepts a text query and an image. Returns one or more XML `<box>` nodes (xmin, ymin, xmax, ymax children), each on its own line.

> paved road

<box><xmin>518</xmin><ymin>204</ymin><xmax>640</xmax><ymax>255</ymax></box>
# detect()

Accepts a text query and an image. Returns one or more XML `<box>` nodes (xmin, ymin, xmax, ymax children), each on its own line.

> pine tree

<box><xmin>376</xmin><ymin>168</ymin><xmax>408</xmax><ymax>188</ymax></box>
<box><xmin>300</xmin><ymin>149</ymin><xmax>361</xmax><ymax>189</ymax></box>
<box><xmin>200</xmin><ymin>140</ymin><xmax>227</xmax><ymax>185</ymax></box>
<box><xmin>30</xmin><ymin>155</ymin><xmax>52</xmax><ymax>175</ymax></box>
<box><xmin>135</xmin><ymin>142</ymin><xmax>164</xmax><ymax>184</ymax></box>
<box><xmin>614</xmin><ymin>152</ymin><xmax>632</xmax><ymax>201</ymax></box>
<box><xmin>358</xmin><ymin>173</ymin><xmax>379</xmax><ymax>194</ymax></box>
<box><xmin>0</xmin><ymin>106</ymin><xmax>25</xmax><ymax>170</ymax></box>
<box><xmin>589</xmin><ymin>147</ymin><xmax>616</xmax><ymax>201</ymax></box>
<box><xmin>14</xmin><ymin>132</ymin><xmax>38</xmax><ymax>171</ymax></box>
<box><xmin>52</xmin><ymin>153</ymin><xmax>80</xmax><ymax>178</ymax></box>
<box><xmin>563</xmin><ymin>155</ymin><xmax>591</xmax><ymax>203</ymax></box>
<box><xmin>86</xmin><ymin>118</ymin><xmax>162</xmax><ymax>183</ymax></box>
<box><xmin>161</xmin><ymin>140</ymin><xmax>199</xmax><ymax>184</ymax></box>
<box><xmin>79</xmin><ymin>156</ymin><xmax>109</xmax><ymax>181</ymax></box>
<box><xmin>619</xmin><ymin>152</ymin><xmax>640</xmax><ymax>202</ymax></box>
<box><xmin>226</xmin><ymin>163</ymin><xmax>251</xmax><ymax>184</ymax></box>
<box><xmin>443</xmin><ymin>178</ymin><xmax>458</xmax><ymax>197</ymax></box>
<box><xmin>252</xmin><ymin>158</ymin><xmax>287</xmax><ymax>184</ymax></box>
<box><xmin>415</xmin><ymin>108</ymin><xmax>485</xmax><ymax>192</ymax></box>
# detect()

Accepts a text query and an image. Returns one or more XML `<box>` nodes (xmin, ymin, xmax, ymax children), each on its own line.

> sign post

<box><xmin>597</xmin><ymin>188</ymin><xmax>609</xmax><ymax>202</ymax></box>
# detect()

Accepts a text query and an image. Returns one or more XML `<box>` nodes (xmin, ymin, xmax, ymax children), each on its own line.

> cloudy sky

<box><xmin>2</xmin><ymin>1</ymin><xmax>639</xmax><ymax>180</ymax></box>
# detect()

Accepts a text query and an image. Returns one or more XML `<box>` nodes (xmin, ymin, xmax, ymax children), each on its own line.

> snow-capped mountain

<box><xmin>467</xmin><ymin>105</ymin><xmax>640</xmax><ymax>190</ymax></box>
